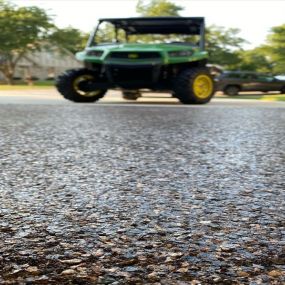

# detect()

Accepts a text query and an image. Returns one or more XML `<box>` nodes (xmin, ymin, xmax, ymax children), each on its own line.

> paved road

<box><xmin>0</xmin><ymin>88</ymin><xmax>284</xmax><ymax>107</ymax></box>
<box><xmin>0</xmin><ymin>90</ymin><xmax>284</xmax><ymax>284</ymax></box>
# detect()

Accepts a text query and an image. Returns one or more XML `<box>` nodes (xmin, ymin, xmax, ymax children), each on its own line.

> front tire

<box><xmin>280</xmin><ymin>87</ymin><xmax>285</xmax><ymax>94</ymax></box>
<box><xmin>173</xmin><ymin>67</ymin><xmax>215</xmax><ymax>104</ymax></box>
<box><xmin>56</xmin><ymin>68</ymin><xmax>107</xmax><ymax>103</ymax></box>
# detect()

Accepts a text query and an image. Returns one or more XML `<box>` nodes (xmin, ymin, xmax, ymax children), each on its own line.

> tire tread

<box><xmin>55</xmin><ymin>68</ymin><xmax>106</xmax><ymax>103</ymax></box>
<box><xmin>173</xmin><ymin>67</ymin><xmax>214</xmax><ymax>104</ymax></box>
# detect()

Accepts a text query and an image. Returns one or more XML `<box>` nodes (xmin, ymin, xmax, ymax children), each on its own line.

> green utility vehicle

<box><xmin>56</xmin><ymin>17</ymin><xmax>214</xmax><ymax>104</ymax></box>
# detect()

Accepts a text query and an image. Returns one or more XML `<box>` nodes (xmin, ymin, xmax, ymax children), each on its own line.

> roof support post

<box><xmin>199</xmin><ymin>20</ymin><xmax>205</xmax><ymax>51</ymax></box>
<box><xmin>86</xmin><ymin>22</ymin><xmax>101</xmax><ymax>47</ymax></box>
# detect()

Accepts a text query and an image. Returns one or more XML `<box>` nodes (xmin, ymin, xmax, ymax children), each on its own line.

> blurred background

<box><xmin>0</xmin><ymin>0</ymin><xmax>284</xmax><ymax>97</ymax></box>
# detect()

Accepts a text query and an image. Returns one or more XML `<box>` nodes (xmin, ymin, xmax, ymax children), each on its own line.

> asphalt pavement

<box><xmin>0</xmin><ymin>88</ymin><xmax>284</xmax><ymax>107</ymax></box>
<box><xmin>0</xmin><ymin>90</ymin><xmax>284</xmax><ymax>284</ymax></box>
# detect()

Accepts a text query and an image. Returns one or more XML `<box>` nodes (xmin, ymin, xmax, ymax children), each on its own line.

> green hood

<box><xmin>76</xmin><ymin>43</ymin><xmax>207</xmax><ymax>64</ymax></box>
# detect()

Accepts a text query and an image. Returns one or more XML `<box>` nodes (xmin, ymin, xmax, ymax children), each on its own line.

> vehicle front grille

<box><xmin>109</xmin><ymin>65</ymin><xmax>153</xmax><ymax>81</ymax></box>
<box><xmin>105</xmin><ymin>64</ymin><xmax>161</xmax><ymax>85</ymax></box>
<box><xmin>108</xmin><ymin>52</ymin><xmax>161</xmax><ymax>59</ymax></box>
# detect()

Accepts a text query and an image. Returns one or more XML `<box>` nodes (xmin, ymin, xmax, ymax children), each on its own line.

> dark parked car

<box><xmin>215</xmin><ymin>71</ymin><xmax>285</xmax><ymax>95</ymax></box>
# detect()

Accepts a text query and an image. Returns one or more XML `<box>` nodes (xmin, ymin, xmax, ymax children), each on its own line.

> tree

<box><xmin>206</xmin><ymin>25</ymin><xmax>246</xmax><ymax>68</ymax></box>
<box><xmin>0</xmin><ymin>0</ymin><xmax>53</xmax><ymax>84</ymax></box>
<box><xmin>49</xmin><ymin>27</ymin><xmax>89</xmax><ymax>54</ymax></box>
<box><xmin>234</xmin><ymin>47</ymin><xmax>273</xmax><ymax>73</ymax></box>
<box><xmin>136</xmin><ymin>0</ymin><xmax>183</xmax><ymax>16</ymax></box>
<box><xmin>266</xmin><ymin>24</ymin><xmax>285</xmax><ymax>74</ymax></box>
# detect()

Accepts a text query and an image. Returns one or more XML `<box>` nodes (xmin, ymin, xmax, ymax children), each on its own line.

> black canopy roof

<box><xmin>99</xmin><ymin>17</ymin><xmax>204</xmax><ymax>35</ymax></box>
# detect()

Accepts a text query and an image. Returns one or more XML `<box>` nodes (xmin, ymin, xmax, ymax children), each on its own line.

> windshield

<box><xmin>90</xmin><ymin>22</ymin><xmax>201</xmax><ymax>47</ymax></box>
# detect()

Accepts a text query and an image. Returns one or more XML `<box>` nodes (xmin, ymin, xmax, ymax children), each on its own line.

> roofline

<box><xmin>87</xmin><ymin>17</ymin><xmax>206</xmax><ymax>49</ymax></box>
<box><xmin>99</xmin><ymin>17</ymin><xmax>205</xmax><ymax>22</ymax></box>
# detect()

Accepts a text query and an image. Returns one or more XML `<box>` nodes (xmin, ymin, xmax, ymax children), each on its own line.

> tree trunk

<box><xmin>4</xmin><ymin>73</ymin><xmax>14</xmax><ymax>85</ymax></box>
<box><xmin>3</xmin><ymin>73</ymin><xmax>13</xmax><ymax>85</ymax></box>
<box><xmin>0</xmin><ymin>64</ymin><xmax>15</xmax><ymax>85</ymax></box>
<box><xmin>1</xmin><ymin>52</ymin><xmax>26</xmax><ymax>85</ymax></box>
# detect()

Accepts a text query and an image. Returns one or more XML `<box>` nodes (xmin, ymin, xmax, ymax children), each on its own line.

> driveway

<box><xmin>0</xmin><ymin>90</ymin><xmax>284</xmax><ymax>284</ymax></box>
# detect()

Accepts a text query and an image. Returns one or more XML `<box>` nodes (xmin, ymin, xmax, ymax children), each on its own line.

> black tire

<box><xmin>224</xmin><ymin>85</ymin><xmax>240</xmax><ymax>96</ymax></box>
<box><xmin>280</xmin><ymin>87</ymin><xmax>285</xmax><ymax>94</ymax></box>
<box><xmin>173</xmin><ymin>67</ymin><xmax>215</xmax><ymax>104</ymax></box>
<box><xmin>55</xmin><ymin>68</ymin><xmax>107</xmax><ymax>103</ymax></box>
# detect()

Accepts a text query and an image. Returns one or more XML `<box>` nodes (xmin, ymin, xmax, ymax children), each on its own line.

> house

<box><xmin>0</xmin><ymin>46</ymin><xmax>81</xmax><ymax>81</ymax></box>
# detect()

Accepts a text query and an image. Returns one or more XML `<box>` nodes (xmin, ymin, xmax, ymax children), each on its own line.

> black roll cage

<box><xmin>86</xmin><ymin>17</ymin><xmax>206</xmax><ymax>50</ymax></box>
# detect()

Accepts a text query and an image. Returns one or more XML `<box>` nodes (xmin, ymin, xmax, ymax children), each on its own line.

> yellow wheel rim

<box><xmin>73</xmin><ymin>75</ymin><xmax>101</xmax><ymax>97</ymax></box>
<box><xmin>193</xmin><ymin>74</ymin><xmax>213</xmax><ymax>99</ymax></box>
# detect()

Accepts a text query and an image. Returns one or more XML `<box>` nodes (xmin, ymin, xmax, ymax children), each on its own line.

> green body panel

<box><xmin>76</xmin><ymin>43</ymin><xmax>208</xmax><ymax>65</ymax></box>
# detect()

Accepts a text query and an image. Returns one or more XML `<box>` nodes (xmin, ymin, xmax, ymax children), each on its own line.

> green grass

<box><xmin>33</xmin><ymin>80</ymin><xmax>55</xmax><ymax>86</ymax></box>
<box><xmin>218</xmin><ymin>93</ymin><xmax>285</xmax><ymax>102</ymax></box>
<box><xmin>0</xmin><ymin>80</ymin><xmax>54</xmax><ymax>90</ymax></box>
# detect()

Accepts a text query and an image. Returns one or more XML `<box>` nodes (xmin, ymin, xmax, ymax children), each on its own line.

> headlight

<box><xmin>168</xmin><ymin>50</ymin><xmax>193</xmax><ymax>57</ymax></box>
<box><xmin>86</xmin><ymin>50</ymin><xmax>104</xmax><ymax>57</ymax></box>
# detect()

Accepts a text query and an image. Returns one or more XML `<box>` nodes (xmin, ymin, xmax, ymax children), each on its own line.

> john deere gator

<box><xmin>56</xmin><ymin>17</ymin><xmax>214</xmax><ymax>104</ymax></box>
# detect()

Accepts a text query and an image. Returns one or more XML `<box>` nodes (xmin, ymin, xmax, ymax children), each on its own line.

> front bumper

<box><xmin>104</xmin><ymin>63</ymin><xmax>162</xmax><ymax>88</ymax></box>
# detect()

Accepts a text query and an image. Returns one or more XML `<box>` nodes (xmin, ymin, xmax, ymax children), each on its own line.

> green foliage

<box><xmin>0</xmin><ymin>0</ymin><xmax>89</xmax><ymax>84</ymax></box>
<box><xmin>49</xmin><ymin>27</ymin><xmax>89</xmax><ymax>54</ymax></box>
<box><xmin>136</xmin><ymin>0</ymin><xmax>183</xmax><ymax>16</ymax></box>
<box><xmin>234</xmin><ymin>24</ymin><xmax>285</xmax><ymax>74</ymax></box>
<box><xmin>266</xmin><ymin>24</ymin><xmax>285</xmax><ymax>74</ymax></box>
<box><xmin>206</xmin><ymin>25</ymin><xmax>246</xmax><ymax>68</ymax></box>
<box><xmin>234</xmin><ymin>47</ymin><xmax>273</xmax><ymax>73</ymax></box>
<box><xmin>0</xmin><ymin>0</ymin><xmax>53</xmax><ymax>83</ymax></box>
<box><xmin>0</xmin><ymin>1</ymin><xmax>53</xmax><ymax>52</ymax></box>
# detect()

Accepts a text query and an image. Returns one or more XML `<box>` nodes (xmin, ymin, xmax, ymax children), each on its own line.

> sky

<box><xmin>11</xmin><ymin>0</ymin><xmax>285</xmax><ymax>49</ymax></box>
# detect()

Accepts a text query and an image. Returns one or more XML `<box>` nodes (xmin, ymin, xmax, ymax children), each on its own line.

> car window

<box><xmin>224</xmin><ymin>73</ymin><xmax>240</xmax><ymax>78</ymax></box>
<box><xmin>220</xmin><ymin>72</ymin><xmax>276</xmax><ymax>80</ymax></box>
<box><xmin>257</xmin><ymin>76</ymin><xmax>274</xmax><ymax>82</ymax></box>
<box><xmin>242</xmin><ymin>74</ymin><xmax>258</xmax><ymax>80</ymax></box>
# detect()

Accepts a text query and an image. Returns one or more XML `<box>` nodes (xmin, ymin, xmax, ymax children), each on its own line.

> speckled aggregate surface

<box><xmin>0</xmin><ymin>104</ymin><xmax>284</xmax><ymax>284</ymax></box>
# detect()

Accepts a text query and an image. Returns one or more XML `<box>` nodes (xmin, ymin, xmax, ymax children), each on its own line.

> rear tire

<box><xmin>224</xmin><ymin>85</ymin><xmax>240</xmax><ymax>96</ymax></box>
<box><xmin>55</xmin><ymin>68</ymin><xmax>107</xmax><ymax>103</ymax></box>
<box><xmin>173</xmin><ymin>67</ymin><xmax>215</xmax><ymax>104</ymax></box>
<box><xmin>280</xmin><ymin>87</ymin><xmax>285</xmax><ymax>94</ymax></box>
